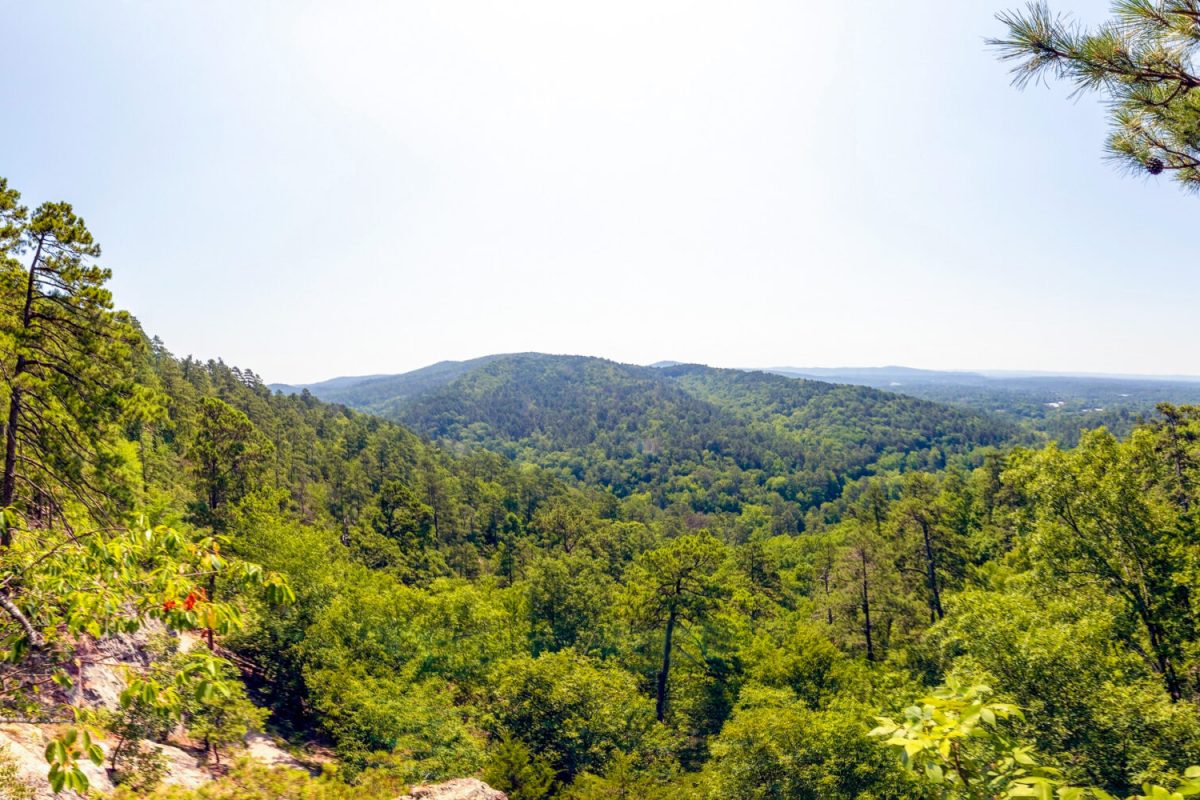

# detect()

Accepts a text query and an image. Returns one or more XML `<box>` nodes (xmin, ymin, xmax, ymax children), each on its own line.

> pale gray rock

<box><xmin>398</xmin><ymin>778</ymin><xmax>508</xmax><ymax>800</ymax></box>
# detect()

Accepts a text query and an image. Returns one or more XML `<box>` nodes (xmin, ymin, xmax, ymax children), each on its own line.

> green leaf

<box><xmin>1013</xmin><ymin>748</ymin><xmax>1037</xmax><ymax>766</ymax></box>
<box><xmin>67</xmin><ymin>765</ymin><xmax>89</xmax><ymax>792</ymax></box>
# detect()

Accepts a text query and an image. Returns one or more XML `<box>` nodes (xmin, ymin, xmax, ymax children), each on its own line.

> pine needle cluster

<box><xmin>991</xmin><ymin>1</ymin><xmax>1200</xmax><ymax>191</ymax></box>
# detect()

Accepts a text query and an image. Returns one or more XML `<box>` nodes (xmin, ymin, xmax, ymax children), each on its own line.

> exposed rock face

<box><xmin>0</xmin><ymin>723</ymin><xmax>211</xmax><ymax>798</ymax></box>
<box><xmin>398</xmin><ymin>778</ymin><xmax>508</xmax><ymax>800</ymax></box>
<box><xmin>148</xmin><ymin>741</ymin><xmax>211</xmax><ymax>790</ymax></box>
<box><xmin>78</xmin><ymin>631</ymin><xmax>154</xmax><ymax>709</ymax></box>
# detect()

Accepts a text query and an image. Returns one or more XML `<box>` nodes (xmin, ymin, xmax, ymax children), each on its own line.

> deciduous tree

<box><xmin>1006</xmin><ymin>427</ymin><xmax>1198</xmax><ymax>700</ymax></box>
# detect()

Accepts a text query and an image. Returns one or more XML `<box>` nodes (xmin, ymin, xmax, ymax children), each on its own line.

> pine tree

<box><xmin>189</xmin><ymin>396</ymin><xmax>273</xmax><ymax>530</ymax></box>
<box><xmin>621</xmin><ymin>533</ymin><xmax>726</xmax><ymax>722</ymax></box>
<box><xmin>0</xmin><ymin>179</ymin><xmax>144</xmax><ymax>540</ymax></box>
<box><xmin>992</xmin><ymin>1</ymin><xmax>1200</xmax><ymax>192</ymax></box>
<box><xmin>833</xmin><ymin>523</ymin><xmax>895</xmax><ymax>661</ymax></box>
<box><xmin>892</xmin><ymin>473</ymin><xmax>965</xmax><ymax>625</ymax></box>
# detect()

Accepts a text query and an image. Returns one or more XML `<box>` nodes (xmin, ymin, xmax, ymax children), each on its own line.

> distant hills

<box><xmin>764</xmin><ymin>366</ymin><xmax>986</xmax><ymax>385</ymax></box>
<box><xmin>762</xmin><ymin>364</ymin><xmax>1200</xmax><ymax>385</ymax></box>
<box><xmin>751</xmin><ymin>365</ymin><xmax>1200</xmax><ymax>442</ymax></box>
<box><xmin>274</xmin><ymin>354</ymin><xmax>1017</xmax><ymax>512</ymax></box>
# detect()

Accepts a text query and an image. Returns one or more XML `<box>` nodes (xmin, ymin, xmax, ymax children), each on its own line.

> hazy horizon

<box><xmin>272</xmin><ymin>352</ymin><xmax>1200</xmax><ymax>389</ymax></box>
<box><xmin>6</xmin><ymin>0</ymin><xmax>1195</xmax><ymax>384</ymax></box>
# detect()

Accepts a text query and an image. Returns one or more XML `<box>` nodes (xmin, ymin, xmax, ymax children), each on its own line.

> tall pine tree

<box><xmin>0</xmin><ymin>179</ymin><xmax>143</xmax><ymax>541</ymax></box>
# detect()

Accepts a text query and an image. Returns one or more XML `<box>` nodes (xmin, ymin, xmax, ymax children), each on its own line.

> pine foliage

<box><xmin>992</xmin><ymin>1</ymin><xmax>1200</xmax><ymax>191</ymax></box>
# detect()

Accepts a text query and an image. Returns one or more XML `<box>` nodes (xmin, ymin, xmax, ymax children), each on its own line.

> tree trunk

<box><xmin>1</xmin><ymin>380</ymin><xmax>22</xmax><ymax>531</ymax></box>
<box><xmin>1</xmin><ymin>240</ymin><xmax>41</xmax><ymax>544</ymax></box>
<box><xmin>1144</xmin><ymin>613</ymin><xmax>1182</xmax><ymax>701</ymax></box>
<box><xmin>821</xmin><ymin>565</ymin><xmax>833</xmax><ymax>625</ymax></box>
<box><xmin>656</xmin><ymin>607</ymin><xmax>677</xmax><ymax>722</ymax></box>
<box><xmin>921</xmin><ymin>520</ymin><xmax>944</xmax><ymax>622</ymax></box>
<box><xmin>207</xmin><ymin>472</ymin><xmax>219</xmax><ymax>514</ymax></box>
<box><xmin>206</xmin><ymin>573</ymin><xmax>217</xmax><ymax>651</ymax></box>
<box><xmin>860</xmin><ymin>548</ymin><xmax>875</xmax><ymax>662</ymax></box>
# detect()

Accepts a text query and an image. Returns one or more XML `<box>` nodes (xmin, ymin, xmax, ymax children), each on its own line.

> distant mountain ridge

<box><xmin>271</xmin><ymin>354</ymin><xmax>515</xmax><ymax>409</ymax></box>
<box><xmin>276</xmin><ymin>361</ymin><xmax>1200</xmax><ymax>398</ymax></box>
<box><xmin>275</xmin><ymin>355</ymin><xmax>1200</xmax><ymax>451</ymax></box>
<box><xmin>761</xmin><ymin>365</ymin><xmax>1200</xmax><ymax>384</ymax></box>
<box><xmin>764</xmin><ymin>366</ymin><xmax>987</xmax><ymax>384</ymax></box>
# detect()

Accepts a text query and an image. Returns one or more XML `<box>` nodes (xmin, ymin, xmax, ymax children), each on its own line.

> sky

<box><xmin>2</xmin><ymin>1</ymin><xmax>1196</xmax><ymax>384</ymax></box>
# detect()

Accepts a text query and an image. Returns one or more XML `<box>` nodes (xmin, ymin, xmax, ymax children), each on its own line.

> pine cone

<box><xmin>1146</xmin><ymin>157</ymin><xmax>1165</xmax><ymax>175</ymax></box>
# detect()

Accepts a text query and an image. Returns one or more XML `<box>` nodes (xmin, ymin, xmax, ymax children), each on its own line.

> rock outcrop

<box><xmin>0</xmin><ymin>722</ymin><xmax>310</xmax><ymax>798</ymax></box>
<box><xmin>0</xmin><ymin>629</ymin><xmax>316</xmax><ymax>797</ymax></box>
<box><xmin>398</xmin><ymin>778</ymin><xmax>508</xmax><ymax>800</ymax></box>
<box><xmin>243</xmin><ymin>731</ymin><xmax>311</xmax><ymax>772</ymax></box>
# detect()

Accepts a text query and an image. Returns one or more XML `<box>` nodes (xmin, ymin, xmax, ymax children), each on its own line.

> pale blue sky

<box><xmin>2</xmin><ymin>1</ymin><xmax>1194</xmax><ymax>383</ymax></box>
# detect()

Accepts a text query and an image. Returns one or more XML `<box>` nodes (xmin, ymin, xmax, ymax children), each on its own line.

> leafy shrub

<box><xmin>106</xmin><ymin>758</ymin><xmax>407</xmax><ymax>799</ymax></box>
<box><xmin>705</xmin><ymin>686</ymin><xmax>916</xmax><ymax>800</ymax></box>
<box><xmin>110</xmin><ymin>741</ymin><xmax>169</xmax><ymax>793</ymax></box>
<box><xmin>488</xmin><ymin>650</ymin><xmax>669</xmax><ymax>781</ymax></box>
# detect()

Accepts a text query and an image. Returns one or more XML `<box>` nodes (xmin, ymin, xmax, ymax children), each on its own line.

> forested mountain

<box><xmin>281</xmin><ymin>354</ymin><xmax>1016</xmax><ymax>526</ymax></box>
<box><xmin>1</xmin><ymin>176</ymin><xmax>1199</xmax><ymax>800</ymax></box>
<box><xmin>289</xmin><ymin>356</ymin><xmax>1200</xmax><ymax>477</ymax></box>
<box><xmin>271</xmin><ymin>354</ymin><xmax>507</xmax><ymax>410</ymax></box>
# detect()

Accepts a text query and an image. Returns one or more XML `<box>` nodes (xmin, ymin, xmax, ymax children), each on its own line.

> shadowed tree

<box><xmin>621</xmin><ymin>532</ymin><xmax>726</xmax><ymax>721</ymax></box>
<box><xmin>991</xmin><ymin>1</ymin><xmax>1200</xmax><ymax>192</ymax></box>
<box><xmin>371</xmin><ymin>479</ymin><xmax>435</xmax><ymax>545</ymax></box>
